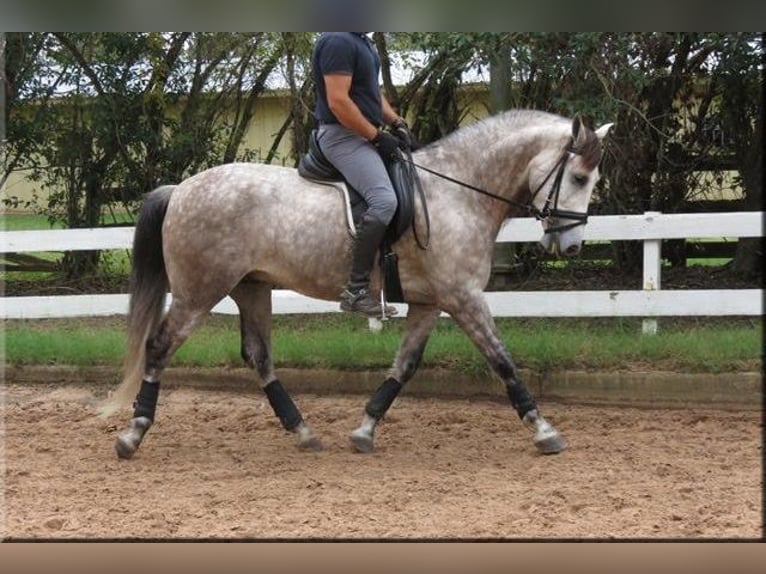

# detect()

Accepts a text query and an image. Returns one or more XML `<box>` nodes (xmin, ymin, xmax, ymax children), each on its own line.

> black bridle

<box><xmin>403</xmin><ymin>138</ymin><xmax>589</xmax><ymax>234</ymax></box>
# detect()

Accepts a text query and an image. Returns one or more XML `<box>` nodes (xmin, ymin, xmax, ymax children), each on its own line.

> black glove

<box><xmin>371</xmin><ymin>129</ymin><xmax>401</xmax><ymax>161</ymax></box>
<box><xmin>391</xmin><ymin>118</ymin><xmax>421</xmax><ymax>151</ymax></box>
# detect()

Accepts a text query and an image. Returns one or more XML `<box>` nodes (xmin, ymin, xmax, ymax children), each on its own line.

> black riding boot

<box><xmin>340</xmin><ymin>214</ymin><xmax>397</xmax><ymax>317</ymax></box>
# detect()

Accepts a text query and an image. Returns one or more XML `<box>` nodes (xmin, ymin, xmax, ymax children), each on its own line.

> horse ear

<box><xmin>571</xmin><ymin>115</ymin><xmax>586</xmax><ymax>147</ymax></box>
<box><xmin>594</xmin><ymin>122</ymin><xmax>615</xmax><ymax>140</ymax></box>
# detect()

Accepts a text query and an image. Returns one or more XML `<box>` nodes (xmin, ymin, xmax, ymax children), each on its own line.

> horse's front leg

<box><xmin>350</xmin><ymin>304</ymin><xmax>440</xmax><ymax>453</ymax></box>
<box><xmin>447</xmin><ymin>291</ymin><xmax>567</xmax><ymax>454</ymax></box>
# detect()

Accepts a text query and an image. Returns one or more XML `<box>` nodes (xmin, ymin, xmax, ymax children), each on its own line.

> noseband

<box><xmin>405</xmin><ymin>137</ymin><xmax>589</xmax><ymax>235</ymax></box>
<box><xmin>527</xmin><ymin>140</ymin><xmax>589</xmax><ymax>234</ymax></box>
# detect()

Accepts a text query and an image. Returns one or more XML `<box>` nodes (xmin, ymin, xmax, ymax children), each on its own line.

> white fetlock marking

<box><xmin>117</xmin><ymin>416</ymin><xmax>152</xmax><ymax>456</ymax></box>
<box><xmin>523</xmin><ymin>410</ymin><xmax>558</xmax><ymax>442</ymax></box>
<box><xmin>296</xmin><ymin>422</ymin><xmax>313</xmax><ymax>443</ymax></box>
<box><xmin>522</xmin><ymin>409</ymin><xmax>540</xmax><ymax>430</ymax></box>
<box><xmin>350</xmin><ymin>413</ymin><xmax>377</xmax><ymax>453</ymax></box>
<box><xmin>358</xmin><ymin>413</ymin><xmax>376</xmax><ymax>437</ymax></box>
<box><xmin>127</xmin><ymin>416</ymin><xmax>151</xmax><ymax>436</ymax></box>
<box><xmin>295</xmin><ymin>422</ymin><xmax>322</xmax><ymax>451</ymax></box>
<box><xmin>534</xmin><ymin>419</ymin><xmax>558</xmax><ymax>442</ymax></box>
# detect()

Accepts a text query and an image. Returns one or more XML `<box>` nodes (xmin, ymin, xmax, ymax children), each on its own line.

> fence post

<box><xmin>642</xmin><ymin>211</ymin><xmax>662</xmax><ymax>335</ymax></box>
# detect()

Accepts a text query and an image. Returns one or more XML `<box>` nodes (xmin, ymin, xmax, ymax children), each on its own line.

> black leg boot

<box><xmin>340</xmin><ymin>214</ymin><xmax>398</xmax><ymax>317</ymax></box>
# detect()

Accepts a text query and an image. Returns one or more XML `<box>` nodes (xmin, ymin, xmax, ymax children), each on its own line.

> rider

<box><xmin>311</xmin><ymin>32</ymin><xmax>412</xmax><ymax>317</ymax></box>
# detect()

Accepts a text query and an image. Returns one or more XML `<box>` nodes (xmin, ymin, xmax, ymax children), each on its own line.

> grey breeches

<box><xmin>316</xmin><ymin>123</ymin><xmax>398</xmax><ymax>225</ymax></box>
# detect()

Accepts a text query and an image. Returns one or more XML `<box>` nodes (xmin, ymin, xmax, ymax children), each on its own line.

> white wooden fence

<box><xmin>1</xmin><ymin>211</ymin><xmax>762</xmax><ymax>323</ymax></box>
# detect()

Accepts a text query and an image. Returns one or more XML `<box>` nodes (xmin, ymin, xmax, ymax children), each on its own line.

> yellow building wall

<box><xmin>238</xmin><ymin>91</ymin><xmax>294</xmax><ymax>165</ymax></box>
<box><xmin>1</xmin><ymin>90</ymin><xmax>297</xmax><ymax>212</ymax></box>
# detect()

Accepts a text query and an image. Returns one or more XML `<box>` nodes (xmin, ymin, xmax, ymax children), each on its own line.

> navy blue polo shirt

<box><xmin>312</xmin><ymin>32</ymin><xmax>382</xmax><ymax>126</ymax></box>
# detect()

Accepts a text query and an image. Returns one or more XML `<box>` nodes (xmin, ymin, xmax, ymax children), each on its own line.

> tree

<box><xmin>562</xmin><ymin>33</ymin><xmax>747</xmax><ymax>272</ymax></box>
<box><xmin>5</xmin><ymin>33</ymin><xmax>760</xmax><ymax>283</ymax></box>
<box><xmin>714</xmin><ymin>33</ymin><xmax>763</xmax><ymax>278</ymax></box>
<box><xmin>380</xmin><ymin>33</ymin><xmax>478</xmax><ymax>144</ymax></box>
<box><xmin>386</xmin><ymin>33</ymin><xmax>760</xmax><ymax>276</ymax></box>
<box><xmin>4</xmin><ymin>33</ymin><xmax>284</xmax><ymax>279</ymax></box>
<box><xmin>2</xmin><ymin>33</ymin><xmax>71</xmax><ymax>202</ymax></box>
<box><xmin>265</xmin><ymin>32</ymin><xmax>314</xmax><ymax>166</ymax></box>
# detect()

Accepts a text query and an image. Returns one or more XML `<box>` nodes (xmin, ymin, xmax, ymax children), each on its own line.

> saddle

<box><xmin>298</xmin><ymin>129</ymin><xmax>429</xmax><ymax>303</ymax></box>
<box><xmin>298</xmin><ymin>129</ymin><xmax>418</xmax><ymax>244</ymax></box>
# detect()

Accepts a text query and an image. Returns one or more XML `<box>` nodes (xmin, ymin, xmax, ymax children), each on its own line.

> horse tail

<box><xmin>99</xmin><ymin>185</ymin><xmax>174</xmax><ymax>417</ymax></box>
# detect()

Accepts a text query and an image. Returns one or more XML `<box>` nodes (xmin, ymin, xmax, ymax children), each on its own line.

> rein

<box><xmin>402</xmin><ymin>139</ymin><xmax>589</xmax><ymax>234</ymax></box>
<box><xmin>397</xmin><ymin>146</ymin><xmax>431</xmax><ymax>250</ymax></box>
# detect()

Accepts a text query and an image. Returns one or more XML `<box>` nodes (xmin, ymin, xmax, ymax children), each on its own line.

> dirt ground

<box><xmin>2</xmin><ymin>379</ymin><xmax>762</xmax><ymax>540</ymax></box>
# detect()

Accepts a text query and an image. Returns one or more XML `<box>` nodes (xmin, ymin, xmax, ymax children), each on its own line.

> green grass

<box><xmin>685</xmin><ymin>258</ymin><xmax>732</xmax><ymax>266</ymax></box>
<box><xmin>2</xmin><ymin>315</ymin><xmax>761</xmax><ymax>374</ymax></box>
<box><xmin>0</xmin><ymin>213</ymin><xmax>64</xmax><ymax>231</ymax></box>
<box><xmin>0</xmin><ymin>211</ymin><xmax>134</xmax><ymax>231</ymax></box>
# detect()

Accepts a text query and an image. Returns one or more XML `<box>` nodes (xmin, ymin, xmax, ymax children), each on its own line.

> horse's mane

<box><xmin>427</xmin><ymin>109</ymin><xmax>602</xmax><ymax>169</ymax></box>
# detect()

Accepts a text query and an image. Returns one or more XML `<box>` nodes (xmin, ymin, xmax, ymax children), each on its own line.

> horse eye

<box><xmin>572</xmin><ymin>174</ymin><xmax>588</xmax><ymax>186</ymax></box>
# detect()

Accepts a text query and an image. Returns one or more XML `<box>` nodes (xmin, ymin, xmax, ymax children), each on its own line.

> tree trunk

<box><xmin>729</xmin><ymin>37</ymin><xmax>763</xmax><ymax>280</ymax></box>
<box><xmin>488</xmin><ymin>40</ymin><xmax>512</xmax><ymax>114</ymax></box>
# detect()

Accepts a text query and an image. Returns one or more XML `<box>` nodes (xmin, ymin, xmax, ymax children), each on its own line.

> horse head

<box><xmin>533</xmin><ymin>116</ymin><xmax>613</xmax><ymax>257</ymax></box>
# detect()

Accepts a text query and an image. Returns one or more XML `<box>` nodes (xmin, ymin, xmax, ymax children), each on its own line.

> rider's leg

<box><xmin>340</xmin><ymin>213</ymin><xmax>394</xmax><ymax>316</ymax></box>
<box><xmin>317</xmin><ymin>124</ymin><xmax>398</xmax><ymax>317</ymax></box>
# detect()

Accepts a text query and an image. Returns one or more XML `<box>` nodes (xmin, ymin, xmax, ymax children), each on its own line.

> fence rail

<box><xmin>1</xmin><ymin>211</ymin><xmax>762</xmax><ymax>321</ymax></box>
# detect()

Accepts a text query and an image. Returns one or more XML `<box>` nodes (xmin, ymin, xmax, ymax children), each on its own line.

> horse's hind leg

<box><xmin>350</xmin><ymin>304</ymin><xmax>440</xmax><ymax>453</ymax></box>
<box><xmin>230</xmin><ymin>281</ymin><xmax>321</xmax><ymax>451</ymax></box>
<box><xmin>116</xmin><ymin>299</ymin><xmax>206</xmax><ymax>459</ymax></box>
<box><xmin>447</xmin><ymin>292</ymin><xmax>566</xmax><ymax>454</ymax></box>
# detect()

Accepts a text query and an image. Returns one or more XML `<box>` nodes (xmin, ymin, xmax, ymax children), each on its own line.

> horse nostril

<box><xmin>565</xmin><ymin>244</ymin><xmax>580</xmax><ymax>256</ymax></box>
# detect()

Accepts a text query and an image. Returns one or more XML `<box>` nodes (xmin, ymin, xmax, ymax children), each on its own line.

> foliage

<box><xmin>2</xmin><ymin>32</ymin><xmax>761</xmax><ymax>280</ymax></box>
<box><xmin>461</xmin><ymin>33</ymin><xmax>761</xmax><ymax>275</ymax></box>
<box><xmin>3</xmin><ymin>32</ymin><xmax>284</xmax><ymax>277</ymax></box>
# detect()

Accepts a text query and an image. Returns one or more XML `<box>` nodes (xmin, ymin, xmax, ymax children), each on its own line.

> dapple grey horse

<box><xmin>102</xmin><ymin>109</ymin><xmax>612</xmax><ymax>459</ymax></box>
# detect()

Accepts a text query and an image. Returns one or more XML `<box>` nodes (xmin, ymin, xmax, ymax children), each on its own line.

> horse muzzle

<box><xmin>539</xmin><ymin>223</ymin><xmax>584</xmax><ymax>257</ymax></box>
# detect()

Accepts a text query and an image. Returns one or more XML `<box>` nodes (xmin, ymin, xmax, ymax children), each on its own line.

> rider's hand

<box><xmin>391</xmin><ymin>118</ymin><xmax>418</xmax><ymax>151</ymax></box>
<box><xmin>371</xmin><ymin>129</ymin><xmax>401</xmax><ymax>161</ymax></box>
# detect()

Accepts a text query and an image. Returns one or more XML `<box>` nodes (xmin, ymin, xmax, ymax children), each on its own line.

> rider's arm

<box><xmin>324</xmin><ymin>74</ymin><xmax>379</xmax><ymax>141</ymax></box>
<box><xmin>381</xmin><ymin>94</ymin><xmax>403</xmax><ymax>127</ymax></box>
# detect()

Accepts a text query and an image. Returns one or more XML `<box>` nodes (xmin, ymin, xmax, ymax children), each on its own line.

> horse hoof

<box><xmin>534</xmin><ymin>433</ymin><xmax>567</xmax><ymax>455</ymax></box>
<box><xmin>523</xmin><ymin>410</ymin><xmax>566</xmax><ymax>454</ymax></box>
<box><xmin>115</xmin><ymin>434</ymin><xmax>138</xmax><ymax>459</ymax></box>
<box><xmin>300</xmin><ymin>436</ymin><xmax>323</xmax><ymax>452</ymax></box>
<box><xmin>350</xmin><ymin>428</ymin><xmax>374</xmax><ymax>453</ymax></box>
<box><xmin>296</xmin><ymin>423</ymin><xmax>322</xmax><ymax>451</ymax></box>
<box><xmin>115</xmin><ymin>416</ymin><xmax>151</xmax><ymax>459</ymax></box>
